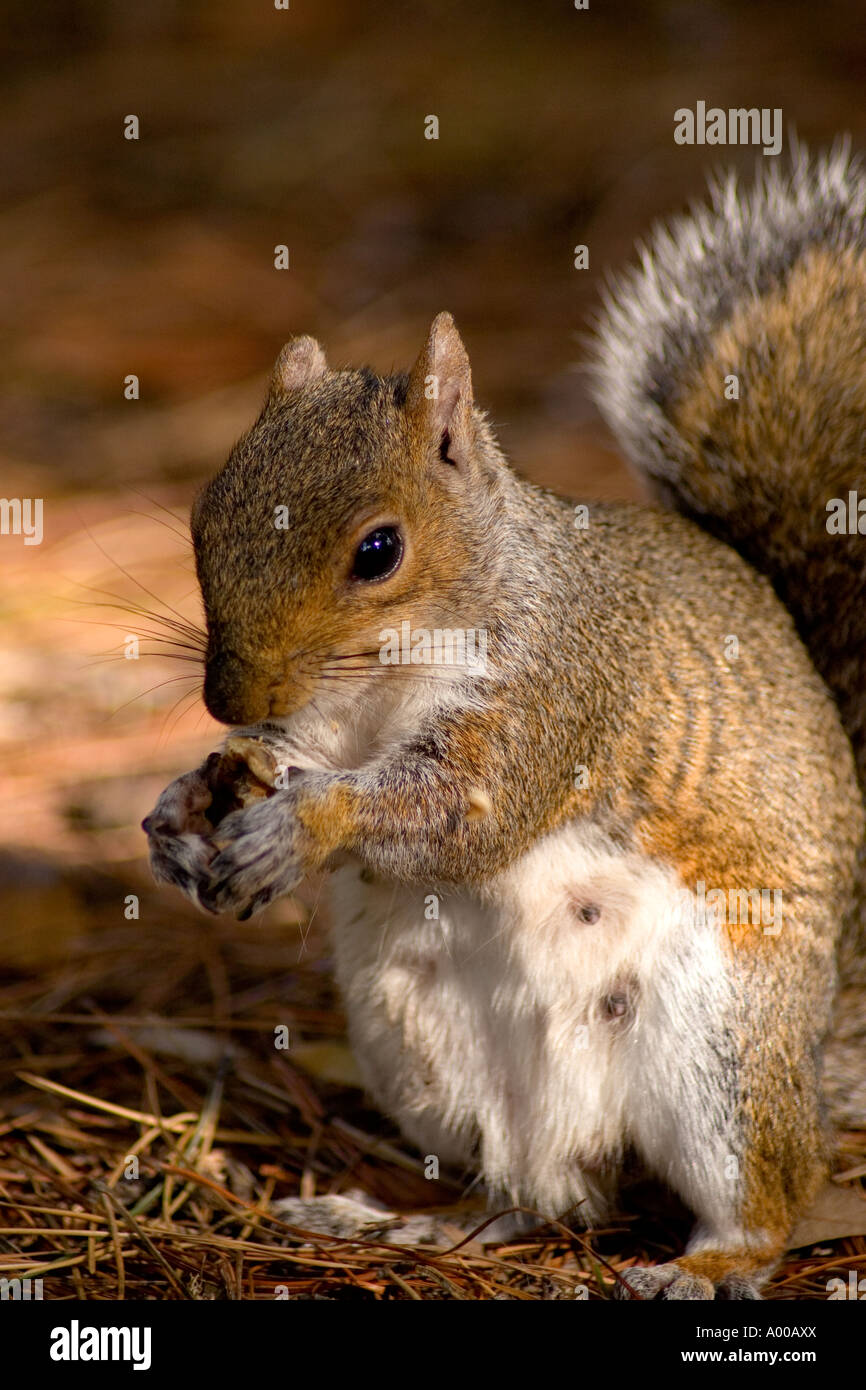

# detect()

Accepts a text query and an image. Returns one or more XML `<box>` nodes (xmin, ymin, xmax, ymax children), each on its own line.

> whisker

<box><xmin>66</xmin><ymin>609</ymin><xmax>205</xmax><ymax>652</ymax></box>
<box><xmin>67</xmin><ymin>617</ymin><xmax>205</xmax><ymax>655</ymax></box>
<box><xmin>125</xmin><ymin>508</ymin><xmax>193</xmax><ymax>549</ymax></box>
<box><xmin>194</xmin><ymin>703</ymin><xmax>214</xmax><ymax>733</ymax></box>
<box><xmin>319</xmin><ymin>665</ymin><xmax>377</xmax><ymax>675</ymax></box>
<box><xmin>85</xmin><ymin>654</ymin><xmax>203</xmax><ymax>675</ymax></box>
<box><xmin>126</xmin><ymin>488</ymin><xmax>193</xmax><ymax>546</ymax></box>
<box><xmin>103</xmin><ymin>675</ymin><xmax>200</xmax><ymax>721</ymax></box>
<box><xmin>160</xmin><ymin>685</ymin><xmax>206</xmax><ymax>746</ymax></box>
<box><xmin>64</xmin><ymin>588</ymin><xmax>206</xmax><ymax>645</ymax></box>
<box><xmin>308</xmin><ymin>697</ymin><xmax>329</xmax><ymax>727</ymax></box>
<box><xmin>79</xmin><ymin>594</ymin><xmax>204</xmax><ymax>637</ymax></box>
<box><xmin>75</xmin><ymin>516</ymin><xmax>204</xmax><ymax>635</ymax></box>
<box><xmin>317</xmin><ymin>666</ymin><xmax>462</xmax><ymax>682</ymax></box>
<box><xmin>327</xmin><ymin>649</ymin><xmax>385</xmax><ymax>662</ymax></box>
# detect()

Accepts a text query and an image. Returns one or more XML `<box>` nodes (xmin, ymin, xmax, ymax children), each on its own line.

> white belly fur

<box><xmin>329</xmin><ymin>820</ymin><xmax>738</xmax><ymax>1228</ymax></box>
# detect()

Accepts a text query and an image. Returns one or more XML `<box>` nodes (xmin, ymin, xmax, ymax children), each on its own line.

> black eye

<box><xmin>350</xmin><ymin>526</ymin><xmax>403</xmax><ymax>582</ymax></box>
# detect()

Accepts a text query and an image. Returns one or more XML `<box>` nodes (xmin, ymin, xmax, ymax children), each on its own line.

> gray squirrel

<box><xmin>144</xmin><ymin>145</ymin><xmax>866</xmax><ymax>1298</ymax></box>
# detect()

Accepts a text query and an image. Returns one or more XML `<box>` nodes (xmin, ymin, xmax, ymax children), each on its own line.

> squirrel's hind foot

<box><xmin>615</xmin><ymin>1262</ymin><xmax>762</xmax><ymax>1301</ymax></box>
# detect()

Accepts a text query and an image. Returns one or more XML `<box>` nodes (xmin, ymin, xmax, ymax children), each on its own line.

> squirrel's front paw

<box><xmin>615</xmin><ymin>1262</ymin><xmax>761</xmax><ymax>1301</ymax></box>
<box><xmin>142</xmin><ymin>763</ymin><xmax>217</xmax><ymax>910</ymax></box>
<box><xmin>199</xmin><ymin>791</ymin><xmax>308</xmax><ymax>919</ymax></box>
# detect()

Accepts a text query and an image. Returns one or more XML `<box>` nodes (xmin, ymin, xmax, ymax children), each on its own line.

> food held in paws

<box><xmin>203</xmin><ymin>737</ymin><xmax>279</xmax><ymax>828</ymax></box>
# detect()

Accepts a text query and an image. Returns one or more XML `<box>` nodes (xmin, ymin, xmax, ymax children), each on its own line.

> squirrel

<box><xmin>144</xmin><ymin>143</ymin><xmax>866</xmax><ymax>1299</ymax></box>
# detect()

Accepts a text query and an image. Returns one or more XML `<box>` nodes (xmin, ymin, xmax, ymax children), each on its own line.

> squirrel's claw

<box><xmin>198</xmin><ymin>793</ymin><xmax>305</xmax><ymax>917</ymax></box>
<box><xmin>143</xmin><ymin>758</ymin><xmax>309</xmax><ymax>917</ymax></box>
<box><xmin>149</xmin><ymin>831</ymin><xmax>218</xmax><ymax>913</ymax></box>
<box><xmin>143</xmin><ymin>761</ymin><xmax>217</xmax><ymax>912</ymax></box>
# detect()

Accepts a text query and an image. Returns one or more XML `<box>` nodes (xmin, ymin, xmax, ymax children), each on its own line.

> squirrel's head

<box><xmin>192</xmin><ymin>312</ymin><xmax>505</xmax><ymax>725</ymax></box>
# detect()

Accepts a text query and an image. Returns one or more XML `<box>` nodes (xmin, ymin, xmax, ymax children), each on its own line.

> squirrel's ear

<box><xmin>406</xmin><ymin>312</ymin><xmax>475</xmax><ymax>469</ymax></box>
<box><xmin>267</xmin><ymin>336</ymin><xmax>328</xmax><ymax>404</ymax></box>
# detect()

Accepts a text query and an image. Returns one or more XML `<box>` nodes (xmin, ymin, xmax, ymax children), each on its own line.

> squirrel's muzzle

<box><xmin>203</xmin><ymin>650</ymin><xmax>277</xmax><ymax>726</ymax></box>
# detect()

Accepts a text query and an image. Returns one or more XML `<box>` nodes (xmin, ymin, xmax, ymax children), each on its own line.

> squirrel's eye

<box><xmin>350</xmin><ymin>526</ymin><xmax>404</xmax><ymax>582</ymax></box>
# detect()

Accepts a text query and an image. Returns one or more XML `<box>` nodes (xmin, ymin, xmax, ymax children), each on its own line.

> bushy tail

<box><xmin>591</xmin><ymin>142</ymin><xmax>866</xmax><ymax>1123</ymax></box>
<box><xmin>592</xmin><ymin>141</ymin><xmax>866</xmax><ymax>792</ymax></box>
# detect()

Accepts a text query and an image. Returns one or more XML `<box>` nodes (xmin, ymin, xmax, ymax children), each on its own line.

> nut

<box><xmin>203</xmin><ymin>737</ymin><xmax>280</xmax><ymax>828</ymax></box>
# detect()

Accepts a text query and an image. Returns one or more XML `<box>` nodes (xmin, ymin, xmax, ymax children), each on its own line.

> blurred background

<box><xmin>2</xmin><ymin>0</ymin><xmax>866</xmax><ymax>1294</ymax></box>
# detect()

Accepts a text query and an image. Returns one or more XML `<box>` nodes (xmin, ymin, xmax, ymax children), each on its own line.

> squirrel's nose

<box><xmin>203</xmin><ymin>654</ymin><xmax>271</xmax><ymax>726</ymax></box>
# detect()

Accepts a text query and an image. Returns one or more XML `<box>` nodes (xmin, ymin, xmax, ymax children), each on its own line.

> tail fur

<box><xmin>591</xmin><ymin>141</ymin><xmax>866</xmax><ymax>1124</ymax></box>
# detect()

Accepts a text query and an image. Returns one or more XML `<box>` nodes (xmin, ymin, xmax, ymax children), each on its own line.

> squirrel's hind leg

<box><xmin>619</xmin><ymin>909</ymin><xmax>831</xmax><ymax>1300</ymax></box>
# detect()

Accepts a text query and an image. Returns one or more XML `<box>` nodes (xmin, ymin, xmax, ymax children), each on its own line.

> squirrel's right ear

<box><xmin>405</xmin><ymin>312</ymin><xmax>475</xmax><ymax>470</ymax></box>
<box><xmin>267</xmin><ymin>336</ymin><xmax>328</xmax><ymax>405</ymax></box>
